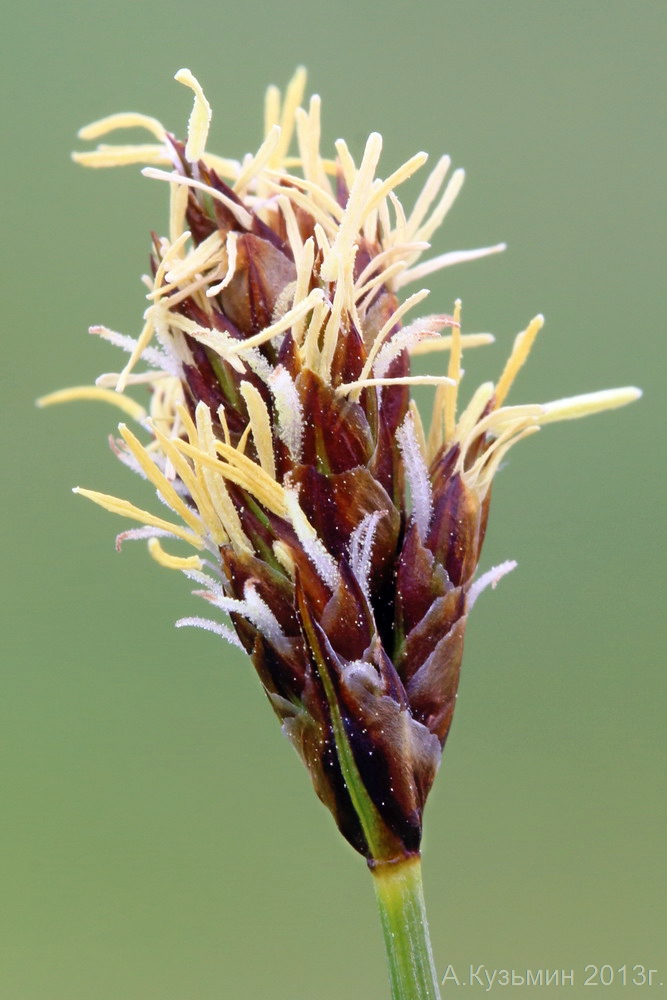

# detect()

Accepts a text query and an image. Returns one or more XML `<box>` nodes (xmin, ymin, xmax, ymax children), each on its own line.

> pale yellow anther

<box><xmin>405</xmin><ymin>155</ymin><xmax>451</xmax><ymax>243</ymax></box>
<box><xmin>295</xmin><ymin>94</ymin><xmax>330</xmax><ymax>192</ymax></box>
<box><xmin>116</xmin><ymin>314</ymin><xmax>155</xmax><ymax>393</ymax></box>
<box><xmin>456</xmin><ymin>404</ymin><xmax>543</xmax><ymax>487</ymax></box>
<box><xmin>353</xmin><ymin>289</ymin><xmax>430</xmax><ymax>400</ymax></box>
<box><xmin>171</xmin><ymin>436</ymin><xmax>287</xmax><ymax>519</ymax></box>
<box><xmin>273</xmin><ymin>541</ymin><xmax>296</xmax><ymax>579</ymax></box>
<box><xmin>265</xmin><ymin>170</ymin><xmax>344</xmax><ymax>222</ymax></box>
<box><xmin>314</xmin><ymin>222</ymin><xmax>332</xmax><ymax>255</ymax></box>
<box><xmin>234</xmin><ymin>126</ymin><xmax>282</xmax><ymax>194</ymax></box>
<box><xmin>538</xmin><ymin>387</ymin><xmax>642</xmax><ymax>424</ymax></box>
<box><xmin>147</xmin><ymin>537</ymin><xmax>203</xmax><ymax>571</ymax></box>
<box><xmin>213</xmin><ymin>440</ymin><xmax>286</xmax><ymax>515</ymax></box>
<box><xmin>408</xmin><ymin>332</ymin><xmax>495</xmax><ymax>356</ymax></box>
<box><xmin>426</xmin><ymin>383</ymin><xmax>449</xmax><ymax>464</ymax></box>
<box><xmin>73</xmin><ymin>488</ymin><xmax>205</xmax><ymax>549</ymax></box>
<box><xmin>163</xmin><ymin>230</ymin><xmax>222</xmax><ymax>285</ymax></box>
<box><xmin>174</xmin><ymin>68</ymin><xmax>212</xmax><ymax>163</ymax></box>
<box><xmin>462</xmin><ymin>403</ymin><xmax>543</xmax><ymax>452</ymax></box>
<box><xmin>444</xmin><ymin>299</ymin><xmax>463</xmax><ymax>444</ymax></box>
<box><xmin>264</xmin><ymin>84</ymin><xmax>281</xmax><ymax>138</ymax></box>
<box><xmin>334</xmin><ymin>138</ymin><xmax>357</xmax><ymax>193</ymax></box>
<box><xmin>337</xmin><ymin>374</ymin><xmax>455</xmax><ymax>397</ymax></box>
<box><xmin>353</xmin><ymin>243</ymin><xmax>428</xmax><ymax>293</ymax></box>
<box><xmin>303</xmin><ymin>297</ymin><xmax>329</xmax><ymax>372</ymax></box>
<box><xmin>363</xmin><ymin>151</ymin><xmax>429</xmax><ymax>222</ymax></box>
<box><xmin>89</xmin><ymin>373</ymin><xmax>167</xmax><ymax>394</ymax></box>
<box><xmin>150</xmin><ymin>380</ymin><xmax>187</xmax><ymax>438</ymax></box>
<box><xmin>261</xmin><ymin>175</ymin><xmax>339</xmax><ymax>235</ymax></box>
<box><xmin>290</xmin><ymin>237</ymin><xmax>316</xmax><ymax>344</ymax></box>
<box><xmin>269</xmin><ymin>66</ymin><xmax>307</xmax><ymax>168</ymax></box>
<box><xmin>72</xmin><ymin>145</ymin><xmax>172</xmax><ymax>169</ymax></box>
<box><xmin>167</xmin><ymin>317</ymin><xmax>245</xmax><ymax>374</ymax></box>
<box><xmin>77</xmin><ymin>112</ymin><xmax>167</xmax><ymax>142</ymax></box>
<box><xmin>236</xmin><ymin>424</ymin><xmax>252</xmax><ymax>456</ymax></box>
<box><xmin>229</xmin><ymin>288</ymin><xmax>325</xmax><ymax>353</ymax></box>
<box><xmin>453</xmin><ymin>381</ymin><xmax>495</xmax><ymax>448</ymax></box>
<box><xmin>37</xmin><ymin>386</ymin><xmax>146</xmax><ymax>422</ymax></box>
<box><xmin>152</xmin><ymin>231</ymin><xmax>192</xmax><ymax>293</ymax></box>
<box><xmin>239</xmin><ymin>382</ymin><xmax>276</xmax><ymax>480</ymax></box>
<box><xmin>190</xmin><ymin>403</ymin><xmax>249</xmax><ymax>550</ymax></box>
<box><xmin>494</xmin><ymin>314</ymin><xmax>545</xmax><ymax>408</ymax></box>
<box><xmin>214</xmin><ymin>405</ymin><xmax>232</xmax><ymax>448</ymax></box>
<box><xmin>320</xmin><ymin>131</ymin><xmax>383</xmax><ymax>284</ymax></box>
<box><xmin>169</xmin><ymin>183</ymin><xmax>190</xmax><ymax>248</ymax></box>
<box><xmin>118</xmin><ymin>424</ymin><xmax>201</xmax><ymax>531</ymax></box>
<box><xmin>387</xmin><ymin>190</ymin><xmax>408</xmax><ymax>246</ymax></box>
<box><xmin>413</xmin><ymin>167</ymin><xmax>465</xmax><ymax>245</ymax></box>
<box><xmin>118</xmin><ymin>423</ymin><xmax>203</xmax><ymax>534</ymax></box>
<box><xmin>275</xmin><ymin>196</ymin><xmax>305</xmax><ymax>263</ymax></box>
<box><xmin>470</xmin><ymin>425</ymin><xmax>541</xmax><ymax>493</ymax></box>
<box><xmin>142</xmin><ymin>168</ymin><xmax>253</xmax><ymax>229</ymax></box>
<box><xmin>355</xmin><ymin>260</ymin><xmax>409</xmax><ymax>307</ymax></box>
<box><xmin>320</xmin><ymin>266</ymin><xmax>352</xmax><ymax>379</ymax></box>
<box><xmin>206</xmin><ymin>231</ymin><xmax>238</xmax><ymax>298</ymax></box>
<box><xmin>395</xmin><ymin>243</ymin><xmax>507</xmax><ymax>291</ymax></box>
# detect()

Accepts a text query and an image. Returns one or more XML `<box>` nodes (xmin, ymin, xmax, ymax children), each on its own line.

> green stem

<box><xmin>371</xmin><ymin>855</ymin><xmax>442</xmax><ymax>1000</ymax></box>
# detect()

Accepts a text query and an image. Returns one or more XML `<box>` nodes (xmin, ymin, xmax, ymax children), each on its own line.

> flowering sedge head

<box><xmin>40</xmin><ymin>69</ymin><xmax>640</xmax><ymax>866</ymax></box>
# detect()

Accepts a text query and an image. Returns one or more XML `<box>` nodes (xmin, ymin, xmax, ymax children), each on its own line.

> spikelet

<box><xmin>45</xmin><ymin>70</ymin><xmax>640</xmax><ymax>864</ymax></box>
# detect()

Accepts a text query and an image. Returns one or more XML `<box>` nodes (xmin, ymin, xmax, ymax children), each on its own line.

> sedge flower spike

<box><xmin>42</xmin><ymin>70</ymin><xmax>640</xmax><ymax>871</ymax></box>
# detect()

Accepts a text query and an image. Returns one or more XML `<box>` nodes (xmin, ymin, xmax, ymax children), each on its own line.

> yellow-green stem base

<box><xmin>371</xmin><ymin>855</ymin><xmax>442</xmax><ymax>1000</ymax></box>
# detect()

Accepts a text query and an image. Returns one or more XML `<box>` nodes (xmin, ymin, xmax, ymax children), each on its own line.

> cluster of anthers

<box><xmin>40</xmin><ymin>69</ymin><xmax>640</xmax><ymax>864</ymax></box>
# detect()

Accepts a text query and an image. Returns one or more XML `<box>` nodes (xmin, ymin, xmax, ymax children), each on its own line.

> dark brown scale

<box><xmin>276</xmin><ymin>330</ymin><xmax>302</xmax><ymax>372</ymax></box>
<box><xmin>319</xmin><ymin>561</ymin><xmax>375</xmax><ymax>662</ymax></box>
<box><xmin>426</xmin><ymin>471</ymin><xmax>484</xmax><ymax>587</ymax></box>
<box><xmin>251</xmin><ymin>633</ymin><xmax>309</xmax><ymax>710</ymax></box>
<box><xmin>405</xmin><ymin>617</ymin><xmax>467</xmax><ymax>746</ymax></box>
<box><xmin>394</xmin><ymin>521</ymin><xmax>450</xmax><ymax>642</ymax></box>
<box><xmin>291</xmin><ymin>465</ymin><xmax>399</xmax><ymax>565</ymax></box>
<box><xmin>400</xmin><ymin>587</ymin><xmax>466</xmax><ymax>685</ymax></box>
<box><xmin>296</xmin><ymin>370</ymin><xmax>374</xmax><ymax>474</ymax></box>
<box><xmin>219</xmin><ymin>234</ymin><xmax>296</xmax><ymax>336</ymax></box>
<box><xmin>329</xmin><ymin>320</ymin><xmax>366</xmax><ymax>387</ymax></box>
<box><xmin>220</xmin><ymin>546</ymin><xmax>300</xmax><ymax>638</ymax></box>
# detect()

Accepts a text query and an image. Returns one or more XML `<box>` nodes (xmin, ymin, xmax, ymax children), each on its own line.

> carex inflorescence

<box><xmin>41</xmin><ymin>69</ymin><xmax>640</xmax><ymax>866</ymax></box>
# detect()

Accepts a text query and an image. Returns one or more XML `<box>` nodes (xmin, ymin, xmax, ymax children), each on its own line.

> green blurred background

<box><xmin>2</xmin><ymin>1</ymin><xmax>664</xmax><ymax>997</ymax></box>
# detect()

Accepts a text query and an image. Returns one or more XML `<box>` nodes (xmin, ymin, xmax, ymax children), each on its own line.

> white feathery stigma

<box><xmin>396</xmin><ymin>411</ymin><xmax>434</xmax><ymax>539</ymax></box>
